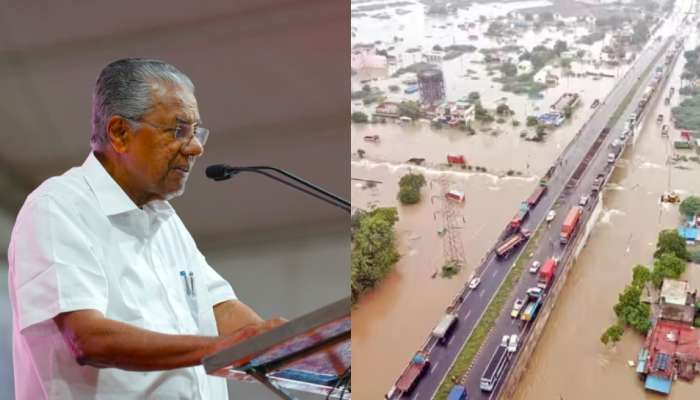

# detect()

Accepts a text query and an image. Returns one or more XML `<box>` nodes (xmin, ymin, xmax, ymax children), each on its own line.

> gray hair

<box><xmin>90</xmin><ymin>58</ymin><xmax>195</xmax><ymax>149</ymax></box>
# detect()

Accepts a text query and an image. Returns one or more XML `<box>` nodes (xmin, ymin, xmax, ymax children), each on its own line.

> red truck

<box><xmin>527</xmin><ymin>186</ymin><xmax>547</xmax><ymax>208</ymax></box>
<box><xmin>496</xmin><ymin>228</ymin><xmax>530</xmax><ymax>258</ymax></box>
<box><xmin>537</xmin><ymin>257</ymin><xmax>558</xmax><ymax>289</ymax></box>
<box><xmin>508</xmin><ymin>201</ymin><xmax>530</xmax><ymax>232</ymax></box>
<box><xmin>391</xmin><ymin>351</ymin><xmax>430</xmax><ymax>396</ymax></box>
<box><xmin>560</xmin><ymin>206</ymin><xmax>583</xmax><ymax>244</ymax></box>
<box><xmin>447</xmin><ymin>155</ymin><xmax>466</xmax><ymax>166</ymax></box>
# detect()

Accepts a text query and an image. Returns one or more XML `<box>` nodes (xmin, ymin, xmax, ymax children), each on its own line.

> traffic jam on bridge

<box><xmin>386</xmin><ymin>32</ymin><xmax>688</xmax><ymax>400</ymax></box>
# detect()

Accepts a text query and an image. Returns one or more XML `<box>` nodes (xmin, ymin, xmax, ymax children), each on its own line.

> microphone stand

<box><xmin>215</xmin><ymin>166</ymin><xmax>350</xmax><ymax>213</ymax></box>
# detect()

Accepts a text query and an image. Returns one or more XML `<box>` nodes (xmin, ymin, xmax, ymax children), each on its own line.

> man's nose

<box><xmin>181</xmin><ymin>136</ymin><xmax>204</xmax><ymax>157</ymax></box>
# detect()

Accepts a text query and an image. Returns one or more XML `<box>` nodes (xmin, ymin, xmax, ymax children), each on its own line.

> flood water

<box><xmin>351</xmin><ymin>0</ymin><xmax>698</xmax><ymax>398</ymax></box>
<box><xmin>512</xmin><ymin>17</ymin><xmax>700</xmax><ymax>400</ymax></box>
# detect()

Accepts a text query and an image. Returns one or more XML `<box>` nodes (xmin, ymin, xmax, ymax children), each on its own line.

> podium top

<box><xmin>202</xmin><ymin>297</ymin><xmax>351</xmax><ymax>392</ymax></box>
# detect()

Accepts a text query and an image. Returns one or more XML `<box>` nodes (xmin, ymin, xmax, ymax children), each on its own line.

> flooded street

<box><xmin>351</xmin><ymin>0</ymin><xmax>698</xmax><ymax>398</ymax></box>
<box><xmin>512</xmin><ymin>30</ymin><xmax>700</xmax><ymax>400</ymax></box>
<box><xmin>351</xmin><ymin>163</ymin><xmax>535</xmax><ymax>399</ymax></box>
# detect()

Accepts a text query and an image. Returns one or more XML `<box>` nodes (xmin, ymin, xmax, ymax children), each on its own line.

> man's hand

<box><xmin>213</xmin><ymin>299</ymin><xmax>268</xmax><ymax>335</ymax></box>
<box><xmin>54</xmin><ymin>310</ymin><xmax>285</xmax><ymax>371</ymax></box>
<box><xmin>207</xmin><ymin>317</ymin><xmax>287</xmax><ymax>355</ymax></box>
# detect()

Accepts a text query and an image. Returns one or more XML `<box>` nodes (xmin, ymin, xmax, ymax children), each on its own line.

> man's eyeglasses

<box><xmin>123</xmin><ymin>117</ymin><xmax>209</xmax><ymax>147</ymax></box>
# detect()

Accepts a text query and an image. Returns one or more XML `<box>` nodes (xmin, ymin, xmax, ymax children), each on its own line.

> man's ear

<box><xmin>106</xmin><ymin>116</ymin><xmax>131</xmax><ymax>154</ymax></box>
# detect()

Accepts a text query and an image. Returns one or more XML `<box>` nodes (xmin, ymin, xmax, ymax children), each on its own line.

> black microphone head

<box><xmin>205</xmin><ymin>164</ymin><xmax>233</xmax><ymax>181</ymax></box>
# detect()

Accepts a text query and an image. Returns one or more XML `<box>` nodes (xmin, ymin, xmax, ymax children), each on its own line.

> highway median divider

<box><xmin>434</xmin><ymin>228</ymin><xmax>543</xmax><ymax>399</ymax></box>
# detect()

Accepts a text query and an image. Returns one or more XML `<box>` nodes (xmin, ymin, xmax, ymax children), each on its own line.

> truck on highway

<box><xmin>560</xmin><ymin>206</ymin><xmax>583</xmax><ymax>245</ymax></box>
<box><xmin>527</xmin><ymin>186</ymin><xmax>547</xmax><ymax>208</ymax></box>
<box><xmin>508</xmin><ymin>201</ymin><xmax>530</xmax><ymax>232</ymax></box>
<box><xmin>591</xmin><ymin>173</ymin><xmax>605</xmax><ymax>193</ymax></box>
<box><xmin>390</xmin><ymin>351</ymin><xmax>430</xmax><ymax>397</ymax></box>
<box><xmin>521</xmin><ymin>290</ymin><xmax>544</xmax><ymax>322</ymax></box>
<box><xmin>496</xmin><ymin>228</ymin><xmax>531</xmax><ymax>258</ymax></box>
<box><xmin>432</xmin><ymin>305</ymin><xmax>458</xmax><ymax>345</ymax></box>
<box><xmin>479</xmin><ymin>342</ymin><xmax>509</xmax><ymax>392</ymax></box>
<box><xmin>447</xmin><ymin>384</ymin><xmax>468</xmax><ymax>400</ymax></box>
<box><xmin>537</xmin><ymin>257</ymin><xmax>558</xmax><ymax>290</ymax></box>
<box><xmin>539</xmin><ymin>166</ymin><xmax>555</xmax><ymax>187</ymax></box>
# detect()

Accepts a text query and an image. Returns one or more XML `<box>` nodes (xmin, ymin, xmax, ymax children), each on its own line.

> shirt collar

<box><xmin>82</xmin><ymin>152</ymin><xmax>175</xmax><ymax>219</ymax></box>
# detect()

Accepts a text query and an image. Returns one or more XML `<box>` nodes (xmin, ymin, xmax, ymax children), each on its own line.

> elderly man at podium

<box><xmin>8</xmin><ymin>58</ymin><xmax>284</xmax><ymax>400</ymax></box>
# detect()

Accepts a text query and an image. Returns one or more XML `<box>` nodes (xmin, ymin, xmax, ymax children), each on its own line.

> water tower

<box><xmin>417</xmin><ymin>69</ymin><xmax>445</xmax><ymax>105</ymax></box>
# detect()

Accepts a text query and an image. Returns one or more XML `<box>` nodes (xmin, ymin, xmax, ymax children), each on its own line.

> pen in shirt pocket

<box><xmin>180</xmin><ymin>270</ymin><xmax>190</xmax><ymax>296</ymax></box>
<box><xmin>189</xmin><ymin>271</ymin><xmax>196</xmax><ymax>297</ymax></box>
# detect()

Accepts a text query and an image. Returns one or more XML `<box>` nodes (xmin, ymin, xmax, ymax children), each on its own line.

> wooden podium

<box><xmin>202</xmin><ymin>297</ymin><xmax>351</xmax><ymax>399</ymax></box>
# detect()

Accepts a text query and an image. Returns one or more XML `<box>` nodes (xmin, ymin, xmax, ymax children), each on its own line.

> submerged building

<box><xmin>417</xmin><ymin>69</ymin><xmax>445</xmax><ymax>106</ymax></box>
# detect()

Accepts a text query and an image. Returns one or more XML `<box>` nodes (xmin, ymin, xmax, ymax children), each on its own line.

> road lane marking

<box><xmin>491</xmin><ymin>269</ymin><xmax>498</xmax><ymax>278</ymax></box>
<box><xmin>478</xmin><ymin>289</ymin><xmax>485</xmax><ymax>298</ymax></box>
<box><xmin>464</xmin><ymin>309</ymin><xmax>472</xmax><ymax>320</ymax></box>
<box><xmin>430</xmin><ymin>360</ymin><xmax>440</xmax><ymax>374</ymax></box>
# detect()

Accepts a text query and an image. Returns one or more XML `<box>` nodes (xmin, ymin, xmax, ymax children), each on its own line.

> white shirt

<box><xmin>8</xmin><ymin>152</ymin><xmax>236</xmax><ymax>400</ymax></box>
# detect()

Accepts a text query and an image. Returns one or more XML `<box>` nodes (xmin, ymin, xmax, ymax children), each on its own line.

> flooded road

<box><xmin>512</xmin><ymin>27</ymin><xmax>700</xmax><ymax>400</ymax></box>
<box><xmin>350</xmin><ymin>0</ymin><xmax>696</xmax><ymax>398</ymax></box>
<box><xmin>351</xmin><ymin>163</ymin><xmax>535</xmax><ymax>399</ymax></box>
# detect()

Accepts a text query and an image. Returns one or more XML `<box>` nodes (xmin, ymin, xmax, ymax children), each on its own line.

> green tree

<box><xmin>653</xmin><ymin>230</ymin><xmax>690</xmax><ymax>260</ymax></box>
<box><xmin>600</xmin><ymin>324</ymin><xmax>624</xmax><ymax>345</ymax></box>
<box><xmin>651</xmin><ymin>252</ymin><xmax>687</xmax><ymax>287</ymax></box>
<box><xmin>496</xmin><ymin>103</ymin><xmax>513</xmax><ymax>115</ymax></box>
<box><xmin>526</xmin><ymin>115</ymin><xmax>538</xmax><ymax>126</ymax></box>
<box><xmin>613</xmin><ymin>285</ymin><xmax>651</xmax><ymax>333</ymax></box>
<box><xmin>680</xmin><ymin>196</ymin><xmax>700</xmax><ymax>218</ymax></box>
<box><xmin>398</xmin><ymin>101</ymin><xmax>422</xmax><ymax>119</ymax></box>
<box><xmin>486</xmin><ymin>21</ymin><xmax>506</xmax><ymax>36</ymax></box>
<box><xmin>554</xmin><ymin>40</ymin><xmax>568</xmax><ymax>56</ymax></box>
<box><xmin>351</xmin><ymin>111</ymin><xmax>369</xmax><ymax>123</ymax></box>
<box><xmin>351</xmin><ymin>207</ymin><xmax>400</xmax><ymax>303</ymax></box>
<box><xmin>388</xmin><ymin>84</ymin><xmax>400</xmax><ymax>92</ymax></box>
<box><xmin>500</xmin><ymin>62</ymin><xmax>518</xmax><ymax>77</ymax></box>
<box><xmin>398</xmin><ymin>173</ymin><xmax>426</xmax><ymax>204</ymax></box>
<box><xmin>468</xmin><ymin>91</ymin><xmax>481</xmax><ymax>103</ymax></box>
<box><xmin>632</xmin><ymin>264</ymin><xmax>652</xmax><ymax>288</ymax></box>
<box><xmin>632</xmin><ymin>21</ymin><xmax>650</xmax><ymax>44</ymax></box>
<box><xmin>560</xmin><ymin>58</ymin><xmax>572</xmax><ymax>69</ymax></box>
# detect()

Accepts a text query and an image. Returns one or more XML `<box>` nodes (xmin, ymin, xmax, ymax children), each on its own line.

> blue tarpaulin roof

<box><xmin>645</xmin><ymin>375</ymin><xmax>672</xmax><ymax>394</ymax></box>
<box><xmin>678</xmin><ymin>226</ymin><xmax>698</xmax><ymax>241</ymax></box>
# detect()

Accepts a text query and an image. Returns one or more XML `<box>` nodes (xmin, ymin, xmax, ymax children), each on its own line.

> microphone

<box><xmin>205</xmin><ymin>164</ymin><xmax>236</xmax><ymax>181</ymax></box>
<box><xmin>205</xmin><ymin>164</ymin><xmax>350</xmax><ymax>213</ymax></box>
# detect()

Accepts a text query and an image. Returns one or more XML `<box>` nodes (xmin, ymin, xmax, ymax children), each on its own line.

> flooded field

<box><xmin>350</xmin><ymin>0</ymin><xmax>696</xmax><ymax>398</ymax></box>
<box><xmin>512</xmin><ymin>28</ymin><xmax>700</xmax><ymax>400</ymax></box>
<box><xmin>351</xmin><ymin>163</ymin><xmax>536</xmax><ymax>399</ymax></box>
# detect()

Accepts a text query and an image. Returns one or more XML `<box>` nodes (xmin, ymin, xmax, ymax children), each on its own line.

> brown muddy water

<box><xmin>350</xmin><ymin>1</ymin><xmax>696</xmax><ymax>398</ymax></box>
<box><xmin>351</xmin><ymin>163</ymin><xmax>535</xmax><ymax>399</ymax></box>
<box><xmin>512</xmin><ymin>29</ymin><xmax>700</xmax><ymax>400</ymax></box>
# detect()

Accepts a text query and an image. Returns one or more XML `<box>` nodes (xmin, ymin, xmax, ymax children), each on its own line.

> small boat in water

<box><xmin>363</xmin><ymin>134</ymin><xmax>380</xmax><ymax>143</ymax></box>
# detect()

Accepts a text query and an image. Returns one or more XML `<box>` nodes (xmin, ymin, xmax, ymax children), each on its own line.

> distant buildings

<box><xmin>351</xmin><ymin>46</ymin><xmax>388</xmax><ymax>69</ymax></box>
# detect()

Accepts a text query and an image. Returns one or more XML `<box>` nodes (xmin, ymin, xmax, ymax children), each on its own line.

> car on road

<box><xmin>579</xmin><ymin>195</ymin><xmax>589</xmax><ymax>206</ymax></box>
<box><xmin>507</xmin><ymin>334</ymin><xmax>519</xmax><ymax>353</ymax></box>
<box><xmin>545</xmin><ymin>210</ymin><xmax>556</xmax><ymax>222</ymax></box>
<box><xmin>501</xmin><ymin>335</ymin><xmax>510</xmax><ymax>347</ymax></box>
<box><xmin>526</xmin><ymin>287</ymin><xmax>544</xmax><ymax>297</ymax></box>
<box><xmin>611</xmin><ymin>139</ymin><xmax>621</xmax><ymax>148</ymax></box>
<box><xmin>607</xmin><ymin>152</ymin><xmax>616</xmax><ymax>163</ymax></box>
<box><xmin>511</xmin><ymin>298</ymin><xmax>525</xmax><ymax>318</ymax></box>
<box><xmin>529</xmin><ymin>260</ymin><xmax>541</xmax><ymax>273</ymax></box>
<box><xmin>468</xmin><ymin>277</ymin><xmax>481</xmax><ymax>289</ymax></box>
